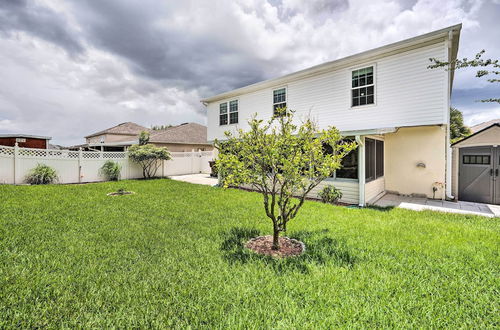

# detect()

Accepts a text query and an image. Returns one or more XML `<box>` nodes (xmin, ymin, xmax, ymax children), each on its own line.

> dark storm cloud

<box><xmin>0</xmin><ymin>0</ymin><xmax>497</xmax><ymax>145</ymax></box>
<box><xmin>0</xmin><ymin>0</ymin><xmax>84</xmax><ymax>55</ymax></box>
<box><xmin>67</xmin><ymin>0</ymin><xmax>270</xmax><ymax>94</ymax></box>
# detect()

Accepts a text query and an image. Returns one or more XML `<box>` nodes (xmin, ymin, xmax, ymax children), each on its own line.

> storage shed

<box><xmin>451</xmin><ymin>120</ymin><xmax>500</xmax><ymax>204</ymax></box>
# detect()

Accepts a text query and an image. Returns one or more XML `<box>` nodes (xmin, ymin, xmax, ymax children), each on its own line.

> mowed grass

<box><xmin>0</xmin><ymin>179</ymin><xmax>499</xmax><ymax>328</ymax></box>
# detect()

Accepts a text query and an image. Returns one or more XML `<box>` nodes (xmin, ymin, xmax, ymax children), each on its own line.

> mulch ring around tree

<box><xmin>245</xmin><ymin>235</ymin><xmax>305</xmax><ymax>258</ymax></box>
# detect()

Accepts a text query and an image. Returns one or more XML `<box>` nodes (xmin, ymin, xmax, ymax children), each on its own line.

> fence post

<box><xmin>78</xmin><ymin>148</ymin><xmax>83</xmax><ymax>183</ymax></box>
<box><xmin>198</xmin><ymin>149</ymin><xmax>202</xmax><ymax>174</ymax></box>
<box><xmin>13</xmin><ymin>142</ymin><xmax>19</xmax><ymax>184</ymax></box>
<box><xmin>124</xmin><ymin>149</ymin><xmax>130</xmax><ymax>179</ymax></box>
<box><xmin>191</xmin><ymin>149</ymin><xmax>195</xmax><ymax>174</ymax></box>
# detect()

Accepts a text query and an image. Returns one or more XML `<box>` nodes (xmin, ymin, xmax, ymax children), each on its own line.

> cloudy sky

<box><xmin>0</xmin><ymin>0</ymin><xmax>499</xmax><ymax>145</ymax></box>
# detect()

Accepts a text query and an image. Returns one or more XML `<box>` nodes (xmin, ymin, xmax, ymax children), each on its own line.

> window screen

<box><xmin>337</xmin><ymin>148</ymin><xmax>359</xmax><ymax>179</ymax></box>
<box><xmin>365</xmin><ymin>138</ymin><xmax>384</xmax><ymax>182</ymax></box>
<box><xmin>273</xmin><ymin>88</ymin><xmax>287</xmax><ymax>116</ymax></box>
<box><xmin>352</xmin><ymin>66</ymin><xmax>374</xmax><ymax>107</ymax></box>
<box><xmin>229</xmin><ymin>100</ymin><xmax>238</xmax><ymax>124</ymax></box>
<box><xmin>219</xmin><ymin>103</ymin><xmax>228</xmax><ymax>125</ymax></box>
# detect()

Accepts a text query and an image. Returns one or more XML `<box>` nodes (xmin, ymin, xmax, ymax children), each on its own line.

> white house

<box><xmin>202</xmin><ymin>24</ymin><xmax>462</xmax><ymax>206</ymax></box>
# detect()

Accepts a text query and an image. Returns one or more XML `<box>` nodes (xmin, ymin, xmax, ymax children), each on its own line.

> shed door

<box><xmin>458</xmin><ymin>146</ymin><xmax>496</xmax><ymax>204</ymax></box>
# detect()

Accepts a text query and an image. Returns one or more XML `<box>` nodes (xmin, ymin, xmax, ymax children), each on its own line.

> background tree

<box><xmin>151</xmin><ymin>124</ymin><xmax>174</xmax><ymax>130</ymax></box>
<box><xmin>429</xmin><ymin>50</ymin><xmax>499</xmax><ymax>103</ymax></box>
<box><xmin>215</xmin><ymin>109</ymin><xmax>356</xmax><ymax>250</ymax></box>
<box><xmin>450</xmin><ymin>107</ymin><xmax>472</xmax><ymax>143</ymax></box>
<box><xmin>139</xmin><ymin>131</ymin><xmax>150</xmax><ymax>145</ymax></box>
<box><xmin>128</xmin><ymin>144</ymin><xmax>170</xmax><ymax>178</ymax></box>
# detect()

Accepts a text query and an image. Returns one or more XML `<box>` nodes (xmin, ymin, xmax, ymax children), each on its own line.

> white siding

<box><xmin>241</xmin><ymin>179</ymin><xmax>359</xmax><ymax>205</ymax></box>
<box><xmin>207</xmin><ymin>41</ymin><xmax>447</xmax><ymax>141</ymax></box>
<box><xmin>365</xmin><ymin>177</ymin><xmax>385</xmax><ymax>204</ymax></box>
<box><xmin>309</xmin><ymin>179</ymin><xmax>359</xmax><ymax>205</ymax></box>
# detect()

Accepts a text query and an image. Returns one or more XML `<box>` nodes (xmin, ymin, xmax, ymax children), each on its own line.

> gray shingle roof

<box><xmin>470</xmin><ymin>119</ymin><xmax>500</xmax><ymax>133</ymax></box>
<box><xmin>85</xmin><ymin>122</ymin><xmax>148</xmax><ymax>138</ymax></box>
<box><xmin>149</xmin><ymin>123</ymin><xmax>208</xmax><ymax>145</ymax></box>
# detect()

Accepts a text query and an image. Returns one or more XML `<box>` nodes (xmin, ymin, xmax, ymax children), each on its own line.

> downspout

<box><xmin>445</xmin><ymin>30</ymin><xmax>454</xmax><ymax>200</ymax></box>
<box><xmin>356</xmin><ymin>135</ymin><xmax>365</xmax><ymax>207</ymax></box>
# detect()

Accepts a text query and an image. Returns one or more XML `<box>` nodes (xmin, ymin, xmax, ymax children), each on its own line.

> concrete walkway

<box><xmin>374</xmin><ymin>193</ymin><xmax>500</xmax><ymax>218</ymax></box>
<box><xmin>170</xmin><ymin>173</ymin><xmax>218</xmax><ymax>186</ymax></box>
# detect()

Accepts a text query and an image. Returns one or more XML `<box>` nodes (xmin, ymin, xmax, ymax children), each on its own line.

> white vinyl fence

<box><xmin>0</xmin><ymin>145</ymin><xmax>214</xmax><ymax>184</ymax></box>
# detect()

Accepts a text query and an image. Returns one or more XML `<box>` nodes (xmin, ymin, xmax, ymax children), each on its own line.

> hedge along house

<box><xmin>202</xmin><ymin>25</ymin><xmax>462</xmax><ymax>206</ymax></box>
<box><xmin>452</xmin><ymin>120</ymin><xmax>500</xmax><ymax>204</ymax></box>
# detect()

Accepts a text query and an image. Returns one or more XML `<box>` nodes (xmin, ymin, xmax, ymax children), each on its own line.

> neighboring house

<box><xmin>80</xmin><ymin>122</ymin><xmax>148</xmax><ymax>151</ymax></box>
<box><xmin>451</xmin><ymin>120</ymin><xmax>500</xmax><ymax>204</ymax></box>
<box><xmin>0</xmin><ymin>134</ymin><xmax>51</xmax><ymax>149</ymax></box>
<box><xmin>202</xmin><ymin>24</ymin><xmax>462</xmax><ymax>206</ymax></box>
<box><xmin>148</xmin><ymin>123</ymin><xmax>213</xmax><ymax>152</ymax></box>
<box><xmin>72</xmin><ymin>122</ymin><xmax>213</xmax><ymax>152</ymax></box>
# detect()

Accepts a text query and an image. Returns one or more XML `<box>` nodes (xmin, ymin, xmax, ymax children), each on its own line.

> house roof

<box><xmin>470</xmin><ymin>119</ymin><xmax>500</xmax><ymax>133</ymax></box>
<box><xmin>85</xmin><ymin>122</ymin><xmax>148</xmax><ymax>138</ymax></box>
<box><xmin>149</xmin><ymin>123</ymin><xmax>209</xmax><ymax>145</ymax></box>
<box><xmin>452</xmin><ymin>123</ymin><xmax>500</xmax><ymax>147</ymax></box>
<box><xmin>201</xmin><ymin>24</ymin><xmax>461</xmax><ymax>104</ymax></box>
<box><xmin>0</xmin><ymin>133</ymin><xmax>51</xmax><ymax>140</ymax></box>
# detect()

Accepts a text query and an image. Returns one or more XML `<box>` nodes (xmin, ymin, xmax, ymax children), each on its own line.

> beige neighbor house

<box><xmin>452</xmin><ymin>119</ymin><xmax>500</xmax><ymax>204</ymax></box>
<box><xmin>73</xmin><ymin>122</ymin><xmax>213</xmax><ymax>152</ymax></box>
<box><xmin>202</xmin><ymin>25</ymin><xmax>462</xmax><ymax>206</ymax></box>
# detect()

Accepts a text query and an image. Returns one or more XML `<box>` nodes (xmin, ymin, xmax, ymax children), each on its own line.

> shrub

<box><xmin>318</xmin><ymin>185</ymin><xmax>343</xmax><ymax>204</ymax></box>
<box><xmin>128</xmin><ymin>144</ymin><xmax>171</xmax><ymax>178</ymax></box>
<box><xmin>25</xmin><ymin>164</ymin><xmax>58</xmax><ymax>185</ymax></box>
<box><xmin>100</xmin><ymin>160</ymin><xmax>121</xmax><ymax>181</ymax></box>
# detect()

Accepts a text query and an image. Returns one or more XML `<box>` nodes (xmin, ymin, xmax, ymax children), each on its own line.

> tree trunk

<box><xmin>272</xmin><ymin>228</ymin><xmax>280</xmax><ymax>250</ymax></box>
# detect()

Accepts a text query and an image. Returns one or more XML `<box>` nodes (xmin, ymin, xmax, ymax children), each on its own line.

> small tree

<box><xmin>215</xmin><ymin>109</ymin><xmax>356</xmax><ymax>250</ymax></box>
<box><xmin>138</xmin><ymin>131</ymin><xmax>150</xmax><ymax>145</ymax></box>
<box><xmin>429</xmin><ymin>50</ymin><xmax>499</xmax><ymax>103</ymax></box>
<box><xmin>128</xmin><ymin>144</ymin><xmax>171</xmax><ymax>179</ymax></box>
<box><xmin>450</xmin><ymin>107</ymin><xmax>471</xmax><ymax>143</ymax></box>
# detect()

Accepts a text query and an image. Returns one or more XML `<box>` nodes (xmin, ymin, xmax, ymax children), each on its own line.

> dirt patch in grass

<box><xmin>246</xmin><ymin>235</ymin><xmax>305</xmax><ymax>258</ymax></box>
<box><xmin>107</xmin><ymin>191</ymin><xmax>135</xmax><ymax>196</ymax></box>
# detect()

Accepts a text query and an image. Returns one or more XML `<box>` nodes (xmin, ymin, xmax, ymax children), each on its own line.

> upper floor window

<box><xmin>219</xmin><ymin>103</ymin><xmax>228</xmax><ymax>125</ymax></box>
<box><xmin>219</xmin><ymin>100</ymin><xmax>238</xmax><ymax>125</ymax></box>
<box><xmin>273</xmin><ymin>88</ymin><xmax>287</xmax><ymax>116</ymax></box>
<box><xmin>229</xmin><ymin>100</ymin><xmax>238</xmax><ymax>124</ymax></box>
<box><xmin>351</xmin><ymin>66</ymin><xmax>374</xmax><ymax>107</ymax></box>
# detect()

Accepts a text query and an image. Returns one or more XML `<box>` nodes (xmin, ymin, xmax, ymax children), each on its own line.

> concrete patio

<box><xmin>170</xmin><ymin>173</ymin><xmax>218</xmax><ymax>186</ymax></box>
<box><xmin>373</xmin><ymin>193</ymin><xmax>500</xmax><ymax>218</ymax></box>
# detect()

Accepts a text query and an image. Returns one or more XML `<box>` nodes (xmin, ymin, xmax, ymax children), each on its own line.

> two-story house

<box><xmin>202</xmin><ymin>24</ymin><xmax>462</xmax><ymax>206</ymax></box>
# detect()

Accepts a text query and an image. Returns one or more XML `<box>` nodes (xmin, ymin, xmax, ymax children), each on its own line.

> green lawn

<box><xmin>0</xmin><ymin>179</ymin><xmax>499</xmax><ymax>328</ymax></box>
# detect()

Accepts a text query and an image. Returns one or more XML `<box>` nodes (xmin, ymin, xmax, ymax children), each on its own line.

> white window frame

<box><xmin>349</xmin><ymin>63</ymin><xmax>376</xmax><ymax>109</ymax></box>
<box><xmin>228</xmin><ymin>100</ymin><xmax>239</xmax><ymax>125</ymax></box>
<box><xmin>219</xmin><ymin>99</ymin><xmax>239</xmax><ymax>126</ymax></box>
<box><xmin>219</xmin><ymin>102</ymin><xmax>228</xmax><ymax>126</ymax></box>
<box><xmin>272</xmin><ymin>86</ymin><xmax>287</xmax><ymax>116</ymax></box>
